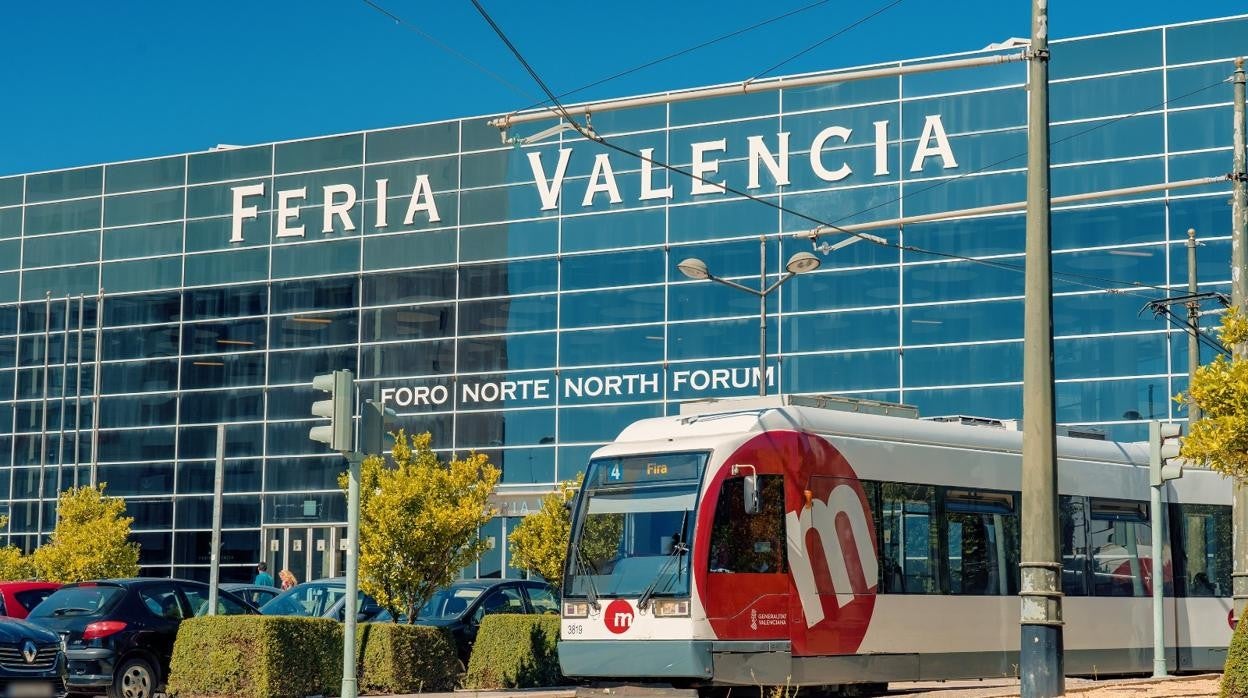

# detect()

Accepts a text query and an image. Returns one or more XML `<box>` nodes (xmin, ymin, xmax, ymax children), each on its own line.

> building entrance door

<box><xmin>263</xmin><ymin>526</ymin><xmax>348</xmax><ymax>585</ymax></box>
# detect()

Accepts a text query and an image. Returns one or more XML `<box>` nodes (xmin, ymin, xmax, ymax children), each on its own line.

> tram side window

<box><xmin>944</xmin><ymin>489</ymin><xmax>1019</xmax><ymax>595</ymax></box>
<box><xmin>1172</xmin><ymin>503</ymin><xmax>1231</xmax><ymax>597</ymax></box>
<box><xmin>1060</xmin><ymin>495</ymin><xmax>1090</xmax><ymax>597</ymax></box>
<box><xmin>880</xmin><ymin>483</ymin><xmax>938</xmax><ymax>594</ymax></box>
<box><xmin>1089</xmin><ymin>498</ymin><xmax>1169</xmax><ymax>597</ymax></box>
<box><xmin>708</xmin><ymin>475</ymin><xmax>787</xmax><ymax>574</ymax></box>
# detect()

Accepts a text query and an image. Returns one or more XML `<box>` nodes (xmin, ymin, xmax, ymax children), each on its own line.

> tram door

<box><xmin>264</xmin><ymin>526</ymin><xmax>348</xmax><ymax>585</ymax></box>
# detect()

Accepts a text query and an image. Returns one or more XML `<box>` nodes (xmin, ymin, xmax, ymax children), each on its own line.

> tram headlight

<box><xmin>653</xmin><ymin>599</ymin><xmax>690</xmax><ymax>617</ymax></box>
<box><xmin>563</xmin><ymin>601</ymin><xmax>590</xmax><ymax>618</ymax></box>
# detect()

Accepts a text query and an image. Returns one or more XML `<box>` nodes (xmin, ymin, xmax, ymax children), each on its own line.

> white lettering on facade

<box><xmin>224</xmin><ymin>113</ymin><xmax>959</xmax><ymax>243</ymax></box>
<box><xmin>403</xmin><ymin>174</ymin><xmax>441</xmax><ymax>224</ymax></box>
<box><xmin>671</xmin><ymin>367</ymin><xmax>771</xmax><ymax>392</ymax></box>
<box><xmin>690</xmin><ymin>139</ymin><xmax>727</xmax><ymax>195</ymax></box>
<box><xmin>747</xmin><ymin>133</ymin><xmax>790</xmax><ymax>189</ymax></box>
<box><xmin>230</xmin><ymin>183</ymin><xmax>265</xmax><ymax>244</ymax></box>
<box><xmin>582</xmin><ymin>153</ymin><xmax>623</xmax><ymax>206</ymax></box>
<box><xmin>810</xmin><ymin>126</ymin><xmax>853</xmax><ymax>182</ymax></box>
<box><xmin>322</xmin><ymin>184</ymin><xmax>357</xmax><ymax>233</ymax></box>
<box><xmin>909</xmin><ymin>114</ymin><xmax>958</xmax><ymax>173</ymax></box>
<box><xmin>528</xmin><ymin>148</ymin><xmax>572</xmax><ymax>211</ymax></box>
<box><xmin>873</xmin><ymin>120</ymin><xmax>890</xmax><ymax>176</ymax></box>
<box><xmin>639</xmin><ymin>148</ymin><xmax>672</xmax><ymax>201</ymax></box>
<box><xmin>374</xmin><ymin>178</ymin><xmax>389</xmax><ymax>228</ymax></box>
<box><xmin>787</xmin><ymin>484</ymin><xmax>879</xmax><ymax>627</ymax></box>
<box><xmin>276</xmin><ymin>187</ymin><xmax>307</xmax><ymax>238</ymax></box>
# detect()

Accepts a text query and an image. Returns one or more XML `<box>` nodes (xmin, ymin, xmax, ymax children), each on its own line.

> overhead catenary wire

<box><xmin>359</xmin><ymin>0</ymin><xmax>537</xmax><ymax>101</ymax></box>
<box><xmin>468</xmin><ymin>0</ymin><xmax>1233</xmax><ymax>306</ymax></box>
<box><xmin>511</xmin><ymin>0</ymin><xmax>840</xmax><ymax>114</ymax></box>
<box><xmin>748</xmin><ymin>0</ymin><xmax>906</xmax><ymax>83</ymax></box>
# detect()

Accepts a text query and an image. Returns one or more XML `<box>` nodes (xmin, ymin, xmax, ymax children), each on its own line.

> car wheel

<box><xmin>109</xmin><ymin>657</ymin><xmax>156</xmax><ymax>698</ymax></box>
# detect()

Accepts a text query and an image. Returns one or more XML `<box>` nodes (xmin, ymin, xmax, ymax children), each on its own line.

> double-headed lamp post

<box><xmin>677</xmin><ymin>239</ymin><xmax>822</xmax><ymax>397</ymax></box>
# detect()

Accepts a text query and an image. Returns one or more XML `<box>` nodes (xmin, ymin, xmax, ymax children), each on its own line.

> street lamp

<box><xmin>677</xmin><ymin>238</ymin><xmax>821</xmax><ymax>396</ymax></box>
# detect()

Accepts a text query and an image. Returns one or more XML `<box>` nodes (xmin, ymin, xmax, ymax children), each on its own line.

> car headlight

<box><xmin>563</xmin><ymin>601</ymin><xmax>590</xmax><ymax>618</ymax></box>
<box><xmin>653</xmin><ymin>599</ymin><xmax>690</xmax><ymax>617</ymax></box>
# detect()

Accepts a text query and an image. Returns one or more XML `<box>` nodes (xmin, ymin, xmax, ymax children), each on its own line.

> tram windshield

<box><xmin>564</xmin><ymin>452</ymin><xmax>707</xmax><ymax>599</ymax></box>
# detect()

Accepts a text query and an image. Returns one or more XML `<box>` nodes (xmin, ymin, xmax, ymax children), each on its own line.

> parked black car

<box><xmin>0</xmin><ymin>617</ymin><xmax>66</xmax><ymax>698</ymax></box>
<box><xmin>27</xmin><ymin>579</ymin><xmax>253</xmax><ymax>698</ymax></box>
<box><xmin>372</xmin><ymin>579</ymin><xmax>558</xmax><ymax>661</ymax></box>
<box><xmin>220</xmin><ymin>583</ymin><xmax>280</xmax><ymax>610</ymax></box>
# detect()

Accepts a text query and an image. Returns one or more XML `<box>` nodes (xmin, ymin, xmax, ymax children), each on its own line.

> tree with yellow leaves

<box><xmin>0</xmin><ymin>517</ymin><xmax>32</xmax><ymax>581</ymax></box>
<box><xmin>1177</xmin><ymin>307</ymin><xmax>1248</xmax><ymax>476</ymax></box>
<box><xmin>31</xmin><ymin>485</ymin><xmax>139</xmax><ymax>583</ymax></box>
<box><xmin>508</xmin><ymin>475</ymin><xmax>581</xmax><ymax>590</ymax></box>
<box><xmin>343</xmin><ymin>430</ymin><xmax>500</xmax><ymax>623</ymax></box>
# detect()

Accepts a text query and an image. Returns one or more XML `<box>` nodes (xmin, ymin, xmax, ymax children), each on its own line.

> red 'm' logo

<box><xmin>604</xmin><ymin>599</ymin><xmax>634</xmax><ymax>634</ymax></box>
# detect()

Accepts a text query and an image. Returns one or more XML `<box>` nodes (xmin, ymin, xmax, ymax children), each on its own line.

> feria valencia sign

<box><xmin>228</xmin><ymin>115</ymin><xmax>958</xmax><ymax>243</ymax></box>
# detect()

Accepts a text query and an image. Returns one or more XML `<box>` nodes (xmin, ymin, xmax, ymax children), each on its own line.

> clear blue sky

<box><xmin>0</xmin><ymin>1</ymin><xmax>1238</xmax><ymax>176</ymax></box>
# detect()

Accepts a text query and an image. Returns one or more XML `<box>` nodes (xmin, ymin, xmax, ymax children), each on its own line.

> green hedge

<box><xmin>463</xmin><ymin>614</ymin><xmax>563</xmax><ymax>689</ymax></box>
<box><xmin>358</xmin><ymin>622</ymin><xmax>459</xmax><ymax>694</ymax></box>
<box><xmin>167</xmin><ymin>615</ymin><xmax>341</xmax><ymax>698</ymax></box>
<box><xmin>168</xmin><ymin>617</ymin><xmax>460</xmax><ymax>697</ymax></box>
<box><xmin>1224</xmin><ymin>615</ymin><xmax>1248</xmax><ymax>697</ymax></box>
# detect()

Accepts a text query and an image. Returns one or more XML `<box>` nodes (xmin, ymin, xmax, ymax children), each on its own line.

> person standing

<box><xmin>254</xmin><ymin>561</ymin><xmax>275</xmax><ymax>587</ymax></box>
<box><xmin>279</xmin><ymin>569</ymin><xmax>297</xmax><ymax>591</ymax></box>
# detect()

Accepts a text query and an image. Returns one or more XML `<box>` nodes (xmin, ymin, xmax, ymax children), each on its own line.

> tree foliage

<box><xmin>1177</xmin><ymin>307</ymin><xmax>1248</xmax><ymax>478</ymax></box>
<box><xmin>32</xmin><ymin>485</ymin><xmax>140</xmax><ymax>583</ymax></box>
<box><xmin>507</xmin><ymin>475</ymin><xmax>581</xmax><ymax>590</ymax></box>
<box><xmin>343</xmin><ymin>430</ymin><xmax>500</xmax><ymax>622</ymax></box>
<box><xmin>0</xmin><ymin>517</ymin><xmax>33</xmax><ymax>581</ymax></box>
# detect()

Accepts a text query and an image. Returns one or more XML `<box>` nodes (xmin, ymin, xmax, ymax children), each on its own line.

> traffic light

<box><xmin>310</xmin><ymin>370</ymin><xmax>354</xmax><ymax>452</ymax></box>
<box><xmin>1149</xmin><ymin>420</ymin><xmax>1184</xmax><ymax>487</ymax></box>
<box><xmin>359</xmin><ymin>399</ymin><xmax>398</xmax><ymax>455</ymax></box>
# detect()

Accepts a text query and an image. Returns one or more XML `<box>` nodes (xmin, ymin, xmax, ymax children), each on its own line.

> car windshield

<box><xmin>28</xmin><ymin>586</ymin><xmax>124</xmax><ymax>618</ymax></box>
<box><xmin>260</xmin><ymin>583</ymin><xmax>345</xmax><ymax>617</ymax></box>
<box><xmin>564</xmin><ymin>452</ymin><xmax>706</xmax><ymax>599</ymax></box>
<box><xmin>415</xmin><ymin>587</ymin><xmax>484</xmax><ymax>621</ymax></box>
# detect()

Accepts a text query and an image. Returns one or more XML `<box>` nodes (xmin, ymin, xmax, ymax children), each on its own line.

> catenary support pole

<box><xmin>207</xmin><ymin>424</ymin><xmax>225</xmax><ymax>616</ymax></box>
<box><xmin>1151</xmin><ymin>457</ymin><xmax>1167</xmax><ymax>677</ymax></box>
<box><xmin>341</xmin><ymin>451</ymin><xmax>363</xmax><ymax>698</ymax></box>
<box><xmin>1019</xmin><ymin>1</ymin><xmax>1064</xmax><ymax>696</ymax></box>
<box><xmin>1187</xmin><ymin>229</ymin><xmax>1201</xmax><ymax>423</ymax></box>
<box><xmin>1232</xmin><ymin>57</ymin><xmax>1248</xmax><ymax>628</ymax></box>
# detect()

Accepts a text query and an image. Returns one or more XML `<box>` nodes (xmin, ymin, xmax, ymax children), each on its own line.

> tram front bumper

<box><xmin>559</xmin><ymin>640</ymin><xmax>713</xmax><ymax>680</ymax></box>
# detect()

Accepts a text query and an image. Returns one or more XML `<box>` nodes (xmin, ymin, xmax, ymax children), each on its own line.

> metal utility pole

<box><xmin>1232</xmin><ymin>57</ymin><xmax>1248</xmax><ymax>626</ymax></box>
<box><xmin>37</xmin><ymin>292</ymin><xmax>51</xmax><ymax>539</ymax></box>
<box><xmin>1019</xmin><ymin>0</ymin><xmax>1063</xmax><ymax>695</ymax></box>
<box><xmin>207</xmin><ymin>424</ymin><xmax>225</xmax><ymax>615</ymax></box>
<box><xmin>1186</xmin><ymin>229</ymin><xmax>1201</xmax><ymax>423</ymax></box>
<box><xmin>89</xmin><ymin>289</ymin><xmax>104</xmax><ymax>488</ymax></box>
<box><xmin>341</xmin><ymin>451</ymin><xmax>363</xmax><ymax>698</ymax></box>
<box><xmin>757</xmin><ymin>237</ymin><xmax>768</xmax><ymax>396</ymax></box>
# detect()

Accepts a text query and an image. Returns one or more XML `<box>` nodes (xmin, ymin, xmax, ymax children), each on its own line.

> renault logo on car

<box><xmin>21</xmin><ymin>640</ymin><xmax>36</xmax><ymax>664</ymax></box>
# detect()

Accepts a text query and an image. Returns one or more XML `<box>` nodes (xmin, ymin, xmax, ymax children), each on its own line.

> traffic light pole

<box><xmin>1150</xmin><ymin>469</ymin><xmax>1167</xmax><ymax>677</ymax></box>
<box><xmin>1149</xmin><ymin>420</ymin><xmax>1184</xmax><ymax>677</ymax></box>
<box><xmin>340</xmin><ymin>450</ymin><xmax>363</xmax><ymax>698</ymax></box>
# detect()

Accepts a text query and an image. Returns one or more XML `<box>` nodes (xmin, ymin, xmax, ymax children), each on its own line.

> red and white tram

<box><xmin>557</xmin><ymin>396</ymin><xmax>1232</xmax><ymax>688</ymax></box>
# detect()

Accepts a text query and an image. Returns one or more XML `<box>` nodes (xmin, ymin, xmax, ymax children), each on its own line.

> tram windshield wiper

<box><xmin>572</xmin><ymin>545</ymin><xmax>601</xmax><ymax>610</ymax></box>
<box><xmin>637</xmin><ymin>509</ymin><xmax>689</xmax><ymax>610</ymax></box>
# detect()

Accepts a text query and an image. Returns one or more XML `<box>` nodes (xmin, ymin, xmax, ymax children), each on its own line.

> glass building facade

<box><xmin>0</xmin><ymin>15</ymin><xmax>1245</xmax><ymax>579</ymax></box>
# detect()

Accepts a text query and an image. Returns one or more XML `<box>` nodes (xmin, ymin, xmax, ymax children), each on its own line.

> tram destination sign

<box><xmin>593</xmin><ymin>454</ymin><xmax>704</xmax><ymax>486</ymax></box>
<box><xmin>227</xmin><ymin>114</ymin><xmax>959</xmax><ymax>243</ymax></box>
